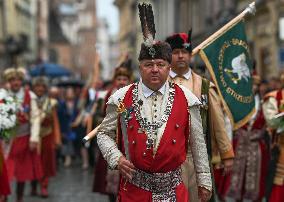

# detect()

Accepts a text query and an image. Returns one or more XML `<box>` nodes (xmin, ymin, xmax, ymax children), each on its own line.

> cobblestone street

<box><xmin>9</xmin><ymin>163</ymin><xmax>109</xmax><ymax>202</ymax></box>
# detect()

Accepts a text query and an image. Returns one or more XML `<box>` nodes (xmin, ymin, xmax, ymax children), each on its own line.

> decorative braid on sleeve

<box><xmin>97</xmin><ymin>132</ymin><xmax>123</xmax><ymax>169</ymax></box>
<box><xmin>189</xmin><ymin>105</ymin><xmax>212</xmax><ymax>191</ymax></box>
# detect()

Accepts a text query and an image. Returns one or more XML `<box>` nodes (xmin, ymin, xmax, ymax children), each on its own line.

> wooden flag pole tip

<box><xmin>192</xmin><ymin>1</ymin><xmax>256</xmax><ymax>56</ymax></box>
<box><xmin>246</xmin><ymin>2</ymin><xmax>256</xmax><ymax>15</ymax></box>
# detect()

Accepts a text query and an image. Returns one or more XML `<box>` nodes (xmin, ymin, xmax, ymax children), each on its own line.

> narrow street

<box><xmin>9</xmin><ymin>163</ymin><xmax>109</xmax><ymax>202</ymax></box>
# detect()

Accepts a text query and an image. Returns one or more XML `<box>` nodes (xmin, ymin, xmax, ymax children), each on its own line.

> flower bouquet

<box><xmin>0</xmin><ymin>89</ymin><xmax>17</xmax><ymax>139</ymax></box>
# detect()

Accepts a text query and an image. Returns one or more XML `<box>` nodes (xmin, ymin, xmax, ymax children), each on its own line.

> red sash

<box><xmin>17</xmin><ymin>89</ymin><xmax>31</xmax><ymax>124</ymax></box>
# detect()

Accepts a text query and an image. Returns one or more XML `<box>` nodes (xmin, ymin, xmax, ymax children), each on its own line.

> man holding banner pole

<box><xmin>166</xmin><ymin>31</ymin><xmax>234</xmax><ymax>202</ymax></box>
<box><xmin>166</xmin><ymin>2</ymin><xmax>257</xmax><ymax>201</ymax></box>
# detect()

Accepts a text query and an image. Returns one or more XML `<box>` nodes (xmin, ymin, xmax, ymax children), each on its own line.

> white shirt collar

<box><xmin>169</xmin><ymin>69</ymin><xmax>191</xmax><ymax>80</ymax></box>
<box><xmin>141</xmin><ymin>80</ymin><xmax>167</xmax><ymax>98</ymax></box>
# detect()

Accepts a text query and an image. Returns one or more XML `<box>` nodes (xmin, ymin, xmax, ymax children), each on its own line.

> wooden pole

<box><xmin>82</xmin><ymin>125</ymin><xmax>100</xmax><ymax>143</ymax></box>
<box><xmin>192</xmin><ymin>2</ymin><xmax>256</xmax><ymax>56</ymax></box>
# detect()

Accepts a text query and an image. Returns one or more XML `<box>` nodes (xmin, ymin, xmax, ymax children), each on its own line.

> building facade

<box><xmin>48</xmin><ymin>7</ymin><xmax>72</xmax><ymax>70</ymax></box>
<box><xmin>37</xmin><ymin>0</ymin><xmax>49</xmax><ymax>61</ymax></box>
<box><xmin>239</xmin><ymin>0</ymin><xmax>284</xmax><ymax>79</ymax></box>
<box><xmin>48</xmin><ymin>0</ymin><xmax>97</xmax><ymax>79</ymax></box>
<box><xmin>96</xmin><ymin>18</ymin><xmax>111</xmax><ymax>80</ymax></box>
<box><xmin>114</xmin><ymin>0</ymin><xmax>138</xmax><ymax>57</ymax></box>
<box><xmin>0</xmin><ymin>0</ymin><xmax>38</xmax><ymax>72</ymax></box>
<box><xmin>76</xmin><ymin>0</ymin><xmax>96</xmax><ymax>79</ymax></box>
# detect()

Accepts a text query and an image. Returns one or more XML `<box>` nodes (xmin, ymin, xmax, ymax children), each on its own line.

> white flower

<box><xmin>0</xmin><ymin>88</ymin><xmax>17</xmax><ymax>130</ymax></box>
<box><xmin>0</xmin><ymin>89</ymin><xmax>7</xmax><ymax>99</ymax></box>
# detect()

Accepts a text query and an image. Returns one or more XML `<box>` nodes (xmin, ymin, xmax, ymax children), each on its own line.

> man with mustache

<box><xmin>96</xmin><ymin>3</ymin><xmax>212</xmax><ymax>201</ymax></box>
<box><xmin>96</xmin><ymin>41</ymin><xmax>212</xmax><ymax>201</ymax></box>
<box><xmin>166</xmin><ymin>32</ymin><xmax>234</xmax><ymax>201</ymax></box>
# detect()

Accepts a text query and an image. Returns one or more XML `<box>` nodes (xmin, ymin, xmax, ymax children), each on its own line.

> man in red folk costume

<box><xmin>96</xmin><ymin>3</ymin><xmax>212</xmax><ymax>201</ymax></box>
<box><xmin>263</xmin><ymin>72</ymin><xmax>284</xmax><ymax>202</ymax></box>
<box><xmin>4</xmin><ymin>67</ymin><xmax>42</xmax><ymax>202</ymax></box>
<box><xmin>0</xmin><ymin>142</ymin><xmax>11</xmax><ymax>202</ymax></box>
<box><xmin>93</xmin><ymin>59</ymin><xmax>133</xmax><ymax>202</ymax></box>
<box><xmin>31</xmin><ymin>76</ymin><xmax>61</xmax><ymax>197</ymax></box>
<box><xmin>226</xmin><ymin>72</ymin><xmax>269</xmax><ymax>201</ymax></box>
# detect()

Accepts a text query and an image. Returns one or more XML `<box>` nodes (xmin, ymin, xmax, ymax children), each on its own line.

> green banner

<box><xmin>200</xmin><ymin>20</ymin><xmax>255</xmax><ymax>130</ymax></box>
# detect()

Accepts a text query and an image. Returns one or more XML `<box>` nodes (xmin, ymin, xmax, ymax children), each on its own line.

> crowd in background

<box><xmin>0</xmin><ymin>55</ymin><xmax>133</xmax><ymax>202</ymax></box>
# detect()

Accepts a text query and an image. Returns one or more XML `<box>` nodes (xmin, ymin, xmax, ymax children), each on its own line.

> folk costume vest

<box><xmin>117</xmin><ymin>83</ymin><xmax>189</xmax><ymax>202</ymax></box>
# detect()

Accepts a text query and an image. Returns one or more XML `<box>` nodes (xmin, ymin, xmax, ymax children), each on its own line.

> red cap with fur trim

<box><xmin>165</xmin><ymin>30</ymin><xmax>192</xmax><ymax>53</ymax></box>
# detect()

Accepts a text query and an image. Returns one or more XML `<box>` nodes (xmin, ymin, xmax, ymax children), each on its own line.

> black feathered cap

<box><xmin>138</xmin><ymin>3</ymin><xmax>172</xmax><ymax>63</ymax></box>
<box><xmin>138</xmin><ymin>42</ymin><xmax>172</xmax><ymax>63</ymax></box>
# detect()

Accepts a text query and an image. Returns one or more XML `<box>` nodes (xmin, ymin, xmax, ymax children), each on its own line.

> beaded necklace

<box><xmin>132</xmin><ymin>82</ymin><xmax>175</xmax><ymax>149</ymax></box>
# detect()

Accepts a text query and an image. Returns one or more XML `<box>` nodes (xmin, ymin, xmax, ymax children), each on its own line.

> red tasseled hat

<box><xmin>165</xmin><ymin>30</ymin><xmax>192</xmax><ymax>52</ymax></box>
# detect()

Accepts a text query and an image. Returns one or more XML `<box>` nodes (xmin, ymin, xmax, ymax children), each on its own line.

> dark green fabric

<box><xmin>201</xmin><ymin>20</ymin><xmax>254</xmax><ymax>128</ymax></box>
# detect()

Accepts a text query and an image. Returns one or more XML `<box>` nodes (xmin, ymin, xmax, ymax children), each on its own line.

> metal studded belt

<box><xmin>130</xmin><ymin>167</ymin><xmax>183</xmax><ymax>201</ymax></box>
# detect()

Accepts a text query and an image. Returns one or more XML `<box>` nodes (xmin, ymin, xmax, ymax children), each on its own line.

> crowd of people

<box><xmin>1</xmin><ymin>2</ymin><xmax>284</xmax><ymax>202</ymax></box>
<box><xmin>0</xmin><ymin>56</ymin><xmax>134</xmax><ymax>202</ymax></box>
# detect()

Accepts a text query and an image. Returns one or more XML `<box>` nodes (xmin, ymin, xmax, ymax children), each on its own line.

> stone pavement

<box><xmin>8</xmin><ymin>164</ymin><xmax>109</xmax><ymax>202</ymax></box>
